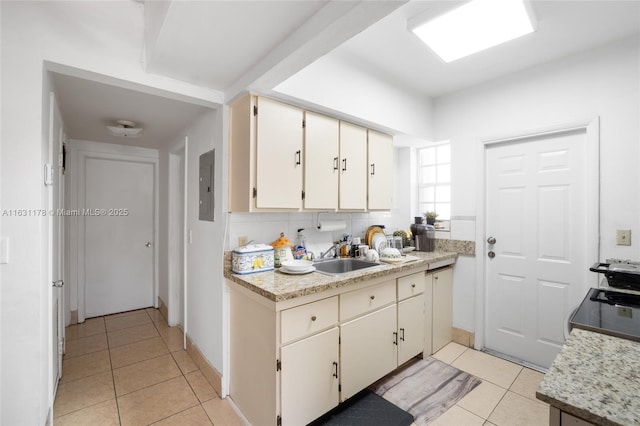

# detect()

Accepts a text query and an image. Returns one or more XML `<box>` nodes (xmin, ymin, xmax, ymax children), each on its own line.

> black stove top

<box><xmin>571</xmin><ymin>288</ymin><xmax>640</xmax><ymax>342</ymax></box>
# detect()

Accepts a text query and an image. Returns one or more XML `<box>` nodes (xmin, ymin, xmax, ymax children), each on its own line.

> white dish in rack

<box><xmin>402</xmin><ymin>246</ymin><xmax>415</xmax><ymax>253</ymax></box>
<box><xmin>279</xmin><ymin>266</ymin><xmax>316</xmax><ymax>275</ymax></box>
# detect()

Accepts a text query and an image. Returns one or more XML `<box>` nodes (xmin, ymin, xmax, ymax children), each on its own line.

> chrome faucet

<box><xmin>319</xmin><ymin>245</ymin><xmax>337</xmax><ymax>259</ymax></box>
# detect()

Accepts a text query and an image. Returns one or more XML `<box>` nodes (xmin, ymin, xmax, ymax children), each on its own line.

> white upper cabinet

<box><xmin>228</xmin><ymin>94</ymin><xmax>393</xmax><ymax>212</ymax></box>
<box><xmin>303</xmin><ymin>112</ymin><xmax>339</xmax><ymax>210</ymax></box>
<box><xmin>339</xmin><ymin>121</ymin><xmax>367</xmax><ymax>210</ymax></box>
<box><xmin>367</xmin><ymin>130</ymin><xmax>393</xmax><ymax>210</ymax></box>
<box><xmin>229</xmin><ymin>94</ymin><xmax>303</xmax><ymax>212</ymax></box>
<box><xmin>255</xmin><ymin>97</ymin><xmax>304</xmax><ymax>209</ymax></box>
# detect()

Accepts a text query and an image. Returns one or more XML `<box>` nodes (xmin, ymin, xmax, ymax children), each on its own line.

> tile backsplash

<box><xmin>226</xmin><ymin>211</ymin><xmax>402</xmax><ymax>250</ymax></box>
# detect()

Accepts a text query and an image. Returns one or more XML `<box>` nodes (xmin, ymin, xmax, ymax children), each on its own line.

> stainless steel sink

<box><xmin>314</xmin><ymin>258</ymin><xmax>380</xmax><ymax>275</ymax></box>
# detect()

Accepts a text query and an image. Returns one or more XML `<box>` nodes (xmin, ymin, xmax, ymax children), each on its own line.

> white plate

<box><xmin>279</xmin><ymin>266</ymin><xmax>316</xmax><ymax>275</ymax></box>
<box><xmin>372</xmin><ymin>234</ymin><xmax>386</xmax><ymax>253</ymax></box>
<box><xmin>281</xmin><ymin>259</ymin><xmax>313</xmax><ymax>272</ymax></box>
<box><xmin>379</xmin><ymin>257</ymin><xmax>403</xmax><ymax>264</ymax></box>
<box><xmin>402</xmin><ymin>246</ymin><xmax>415</xmax><ymax>253</ymax></box>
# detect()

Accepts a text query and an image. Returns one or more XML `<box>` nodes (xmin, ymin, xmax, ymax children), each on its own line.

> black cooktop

<box><xmin>571</xmin><ymin>288</ymin><xmax>640</xmax><ymax>342</ymax></box>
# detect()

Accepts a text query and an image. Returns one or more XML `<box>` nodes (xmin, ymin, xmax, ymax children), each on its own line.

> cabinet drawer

<box><xmin>281</xmin><ymin>296</ymin><xmax>338</xmax><ymax>344</ymax></box>
<box><xmin>397</xmin><ymin>272</ymin><xmax>425</xmax><ymax>301</ymax></box>
<box><xmin>340</xmin><ymin>280</ymin><xmax>396</xmax><ymax>321</ymax></box>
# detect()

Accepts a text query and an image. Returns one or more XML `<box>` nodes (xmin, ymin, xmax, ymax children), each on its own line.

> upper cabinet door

<box><xmin>339</xmin><ymin>122</ymin><xmax>367</xmax><ymax>210</ymax></box>
<box><xmin>368</xmin><ymin>130</ymin><xmax>393</xmax><ymax>210</ymax></box>
<box><xmin>255</xmin><ymin>97</ymin><xmax>304</xmax><ymax>209</ymax></box>
<box><xmin>304</xmin><ymin>112</ymin><xmax>339</xmax><ymax>210</ymax></box>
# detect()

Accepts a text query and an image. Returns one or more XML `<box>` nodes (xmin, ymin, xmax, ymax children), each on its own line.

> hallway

<box><xmin>53</xmin><ymin>308</ymin><xmax>242</xmax><ymax>425</ymax></box>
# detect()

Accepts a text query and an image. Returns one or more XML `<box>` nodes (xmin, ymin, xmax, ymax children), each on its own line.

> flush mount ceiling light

<box><xmin>409</xmin><ymin>0</ymin><xmax>536</xmax><ymax>63</ymax></box>
<box><xmin>106</xmin><ymin>119</ymin><xmax>144</xmax><ymax>138</ymax></box>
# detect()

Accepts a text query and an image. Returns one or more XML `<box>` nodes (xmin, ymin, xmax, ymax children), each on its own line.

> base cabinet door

<box><xmin>398</xmin><ymin>294</ymin><xmax>425</xmax><ymax>365</ymax></box>
<box><xmin>432</xmin><ymin>268</ymin><xmax>453</xmax><ymax>353</ymax></box>
<box><xmin>340</xmin><ymin>304</ymin><xmax>397</xmax><ymax>400</ymax></box>
<box><xmin>280</xmin><ymin>327</ymin><xmax>340</xmax><ymax>426</ymax></box>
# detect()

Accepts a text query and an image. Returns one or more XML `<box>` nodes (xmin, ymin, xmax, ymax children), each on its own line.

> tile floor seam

<box><xmin>114</xmin><ymin>372</ymin><xmax>186</xmax><ymax>399</ymax></box>
<box><xmin>454</xmin><ymin>404</ymin><xmax>488</xmax><ymax>422</ymax></box>
<box><xmin>110</xmin><ymin>350</ymin><xmax>172</xmax><ymax>372</ymax></box>
<box><xmin>449</xmin><ymin>346</ymin><xmax>469</xmax><ymax>364</ymax></box>
<box><xmin>109</xmin><ymin>352</ymin><xmax>124</xmax><ymax>426</ymax></box>
<box><xmin>484</xmin><ymin>387</ymin><xmax>511</xmax><ymax>424</ymax></box>
<box><xmin>148</xmin><ymin>401</ymin><xmax>204</xmax><ymax>425</ymax></box>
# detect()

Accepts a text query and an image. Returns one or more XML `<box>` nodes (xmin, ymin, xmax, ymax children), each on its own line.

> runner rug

<box><xmin>370</xmin><ymin>357</ymin><xmax>482</xmax><ymax>425</ymax></box>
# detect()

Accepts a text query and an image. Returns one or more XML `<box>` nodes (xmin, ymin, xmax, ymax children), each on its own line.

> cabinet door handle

<box><xmin>411</xmin><ymin>283</ymin><xmax>416</xmax><ymax>288</ymax></box>
<box><xmin>369</xmin><ymin>295</ymin><xmax>375</xmax><ymax>301</ymax></box>
<box><xmin>370</xmin><ymin>163</ymin><xmax>375</xmax><ymax>176</ymax></box>
<box><xmin>342</xmin><ymin>158</ymin><xmax>347</xmax><ymax>172</ymax></box>
<box><xmin>333</xmin><ymin>157</ymin><xmax>339</xmax><ymax>171</ymax></box>
<box><xmin>400</xmin><ymin>328</ymin><xmax>405</xmax><ymax>341</ymax></box>
<box><xmin>311</xmin><ymin>315</ymin><xmax>317</xmax><ymax>322</ymax></box>
<box><xmin>332</xmin><ymin>361</ymin><xmax>338</xmax><ymax>378</ymax></box>
<box><xmin>295</xmin><ymin>150</ymin><xmax>301</xmax><ymax>166</ymax></box>
<box><xmin>393</xmin><ymin>331</ymin><xmax>398</xmax><ymax>345</ymax></box>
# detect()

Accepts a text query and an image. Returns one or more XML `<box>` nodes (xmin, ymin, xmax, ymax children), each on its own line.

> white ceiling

<box><xmin>334</xmin><ymin>0</ymin><xmax>640</xmax><ymax>98</ymax></box>
<box><xmin>52</xmin><ymin>0</ymin><xmax>640</xmax><ymax>147</ymax></box>
<box><xmin>51</xmin><ymin>72</ymin><xmax>212</xmax><ymax>149</ymax></box>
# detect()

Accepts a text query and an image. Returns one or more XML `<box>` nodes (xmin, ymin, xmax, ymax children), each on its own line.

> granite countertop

<box><xmin>537</xmin><ymin>328</ymin><xmax>640</xmax><ymax>425</ymax></box>
<box><xmin>224</xmin><ymin>251</ymin><xmax>457</xmax><ymax>302</ymax></box>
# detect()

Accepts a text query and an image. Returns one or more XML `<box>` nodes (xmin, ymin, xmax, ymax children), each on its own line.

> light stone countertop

<box><xmin>224</xmin><ymin>251</ymin><xmax>457</xmax><ymax>302</ymax></box>
<box><xmin>537</xmin><ymin>328</ymin><xmax>640</xmax><ymax>425</ymax></box>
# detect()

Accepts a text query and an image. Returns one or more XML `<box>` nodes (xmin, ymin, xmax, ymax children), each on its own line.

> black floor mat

<box><xmin>308</xmin><ymin>390</ymin><xmax>414</xmax><ymax>426</ymax></box>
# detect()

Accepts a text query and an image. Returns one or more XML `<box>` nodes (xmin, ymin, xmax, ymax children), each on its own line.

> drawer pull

<box><xmin>393</xmin><ymin>331</ymin><xmax>398</xmax><ymax>345</ymax></box>
<box><xmin>332</xmin><ymin>361</ymin><xmax>338</xmax><ymax>378</ymax></box>
<box><xmin>370</xmin><ymin>295</ymin><xmax>375</xmax><ymax>301</ymax></box>
<box><xmin>311</xmin><ymin>315</ymin><xmax>317</xmax><ymax>322</ymax></box>
<box><xmin>400</xmin><ymin>328</ymin><xmax>405</xmax><ymax>341</ymax></box>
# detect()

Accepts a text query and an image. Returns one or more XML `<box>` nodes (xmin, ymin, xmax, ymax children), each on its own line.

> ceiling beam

<box><xmin>224</xmin><ymin>0</ymin><xmax>407</xmax><ymax>103</ymax></box>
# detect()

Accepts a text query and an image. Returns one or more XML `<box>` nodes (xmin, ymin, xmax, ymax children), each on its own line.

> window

<box><xmin>417</xmin><ymin>142</ymin><xmax>451</xmax><ymax>223</ymax></box>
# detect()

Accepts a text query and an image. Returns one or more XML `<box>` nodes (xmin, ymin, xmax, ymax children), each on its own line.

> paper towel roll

<box><xmin>317</xmin><ymin>221</ymin><xmax>346</xmax><ymax>232</ymax></box>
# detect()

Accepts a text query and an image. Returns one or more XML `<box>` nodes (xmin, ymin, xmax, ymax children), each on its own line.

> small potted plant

<box><xmin>424</xmin><ymin>211</ymin><xmax>438</xmax><ymax>225</ymax></box>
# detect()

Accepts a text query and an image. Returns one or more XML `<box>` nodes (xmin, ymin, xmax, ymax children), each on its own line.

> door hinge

<box><xmin>253</xmin><ymin>187</ymin><xmax>257</xmax><ymax>199</ymax></box>
<box><xmin>276</xmin><ymin>359</ymin><xmax>281</xmax><ymax>371</ymax></box>
<box><xmin>301</xmin><ymin>190</ymin><xmax>305</xmax><ymax>200</ymax></box>
<box><xmin>253</xmin><ymin>105</ymin><xmax>258</xmax><ymax>116</ymax></box>
<box><xmin>277</xmin><ymin>415</ymin><xmax>282</xmax><ymax>426</ymax></box>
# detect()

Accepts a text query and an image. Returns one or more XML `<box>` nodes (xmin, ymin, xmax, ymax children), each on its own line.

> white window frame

<box><xmin>416</xmin><ymin>141</ymin><xmax>451</xmax><ymax>230</ymax></box>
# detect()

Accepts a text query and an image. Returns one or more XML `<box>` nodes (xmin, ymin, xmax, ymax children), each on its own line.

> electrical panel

<box><xmin>199</xmin><ymin>149</ymin><xmax>215</xmax><ymax>221</ymax></box>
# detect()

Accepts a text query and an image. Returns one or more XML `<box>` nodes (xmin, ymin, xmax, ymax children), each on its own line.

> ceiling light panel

<box><xmin>411</xmin><ymin>0</ymin><xmax>535</xmax><ymax>63</ymax></box>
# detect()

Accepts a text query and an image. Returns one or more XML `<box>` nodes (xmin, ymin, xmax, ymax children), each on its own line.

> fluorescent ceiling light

<box><xmin>411</xmin><ymin>0</ymin><xmax>535</xmax><ymax>63</ymax></box>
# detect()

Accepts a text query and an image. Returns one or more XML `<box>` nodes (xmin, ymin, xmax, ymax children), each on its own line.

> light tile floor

<box><xmin>56</xmin><ymin>313</ymin><xmax>548</xmax><ymax>426</ymax></box>
<box><xmin>54</xmin><ymin>308</ymin><xmax>243</xmax><ymax>426</ymax></box>
<box><xmin>429</xmin><ymin>342</ymin><xmax>549</xmax><ymax>426</ymax></box>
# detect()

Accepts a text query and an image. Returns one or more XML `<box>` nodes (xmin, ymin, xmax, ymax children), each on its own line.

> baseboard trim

<box><xmin>452</xmin><ymin>327</ymin><xmax>475</xmax><ymax>348</ymax></box>
<box><xmin>158</xmin><ymin>297</ymin><xmax>168</xmax><ymax>322</ymax></box>
<box><xmin>186</xmin><ymin>335</ymin><xmax>222</xmax><ymax>398</ymax></box>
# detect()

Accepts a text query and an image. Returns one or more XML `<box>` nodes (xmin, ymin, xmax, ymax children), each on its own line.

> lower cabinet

<box><xmin>227</xmin><ymin>264</ymin><xmax>454</xmax><ymax>426</ymax></box>
<box><xmin>431</xmin><ymin>267</ymin><xmax>453</xmax><ymax>353</ymax></box>
<box><xmin>340</xmin><ymin>304</ymin><xmax>398</xmax><ymax>400</ymax></box>
<box><xmin>280</xmin><ymin>327</ymin><xmax>340</xmax><ymax>426</ymax></box>
<box><xmin>398</xmin><ymin>294</ymin><xmax>425</xmax><ymax>365</ymax></box>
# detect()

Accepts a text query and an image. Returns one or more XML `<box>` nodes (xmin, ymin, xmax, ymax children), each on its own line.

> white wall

<box><xmin>182</xmin><ymin>109</ymin><xmax>226</xmax><ymax>371</ymax></box>
<box><xmin>432</xmin><ymin>36</ymin><xmax>640</xmax><ymax>333</ymax></box>
<box><xmin>274</xmin><ymin>51</ymin><xmax>433</xmax><ymax>140</ymax></box>
<box><xmin>0</xmin><ymin>2</ymin><xmax>222</xmax><ymax>423</ymax></box>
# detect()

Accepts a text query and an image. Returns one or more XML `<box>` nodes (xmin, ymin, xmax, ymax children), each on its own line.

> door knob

<box><xmin>145</xmin><ymin>242</ymin><xmax>152</xmax><ymax>248</ymax></box>
<box><xmin>52</xmin><ymin>280</ymin><xmax>64</xmax><ymax>288</ymax></box>
<box><xmin>488</xmin><ymin>251</ymin><xmax>495</xmax><ymax>258</ymax></box>
<box><xmin>487</xmin><ymin>237</ymin><xmax>496</xmax><ymax>244</ymax></box>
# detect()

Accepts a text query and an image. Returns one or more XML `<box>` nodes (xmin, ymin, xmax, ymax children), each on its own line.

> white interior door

<box><xmin>485</xmin><ymin>127</ymin><xmax>594</xmax><ymax>368</ymax></box>
<box><xmin>49</xmin><ymin>93</ymin><xmax>65</xmax><ymax>399</ymax></box>
<box><xmin>84</xmin><ymin>156</ymin><xmax>155</xmax><ymax>317</ymax></box>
